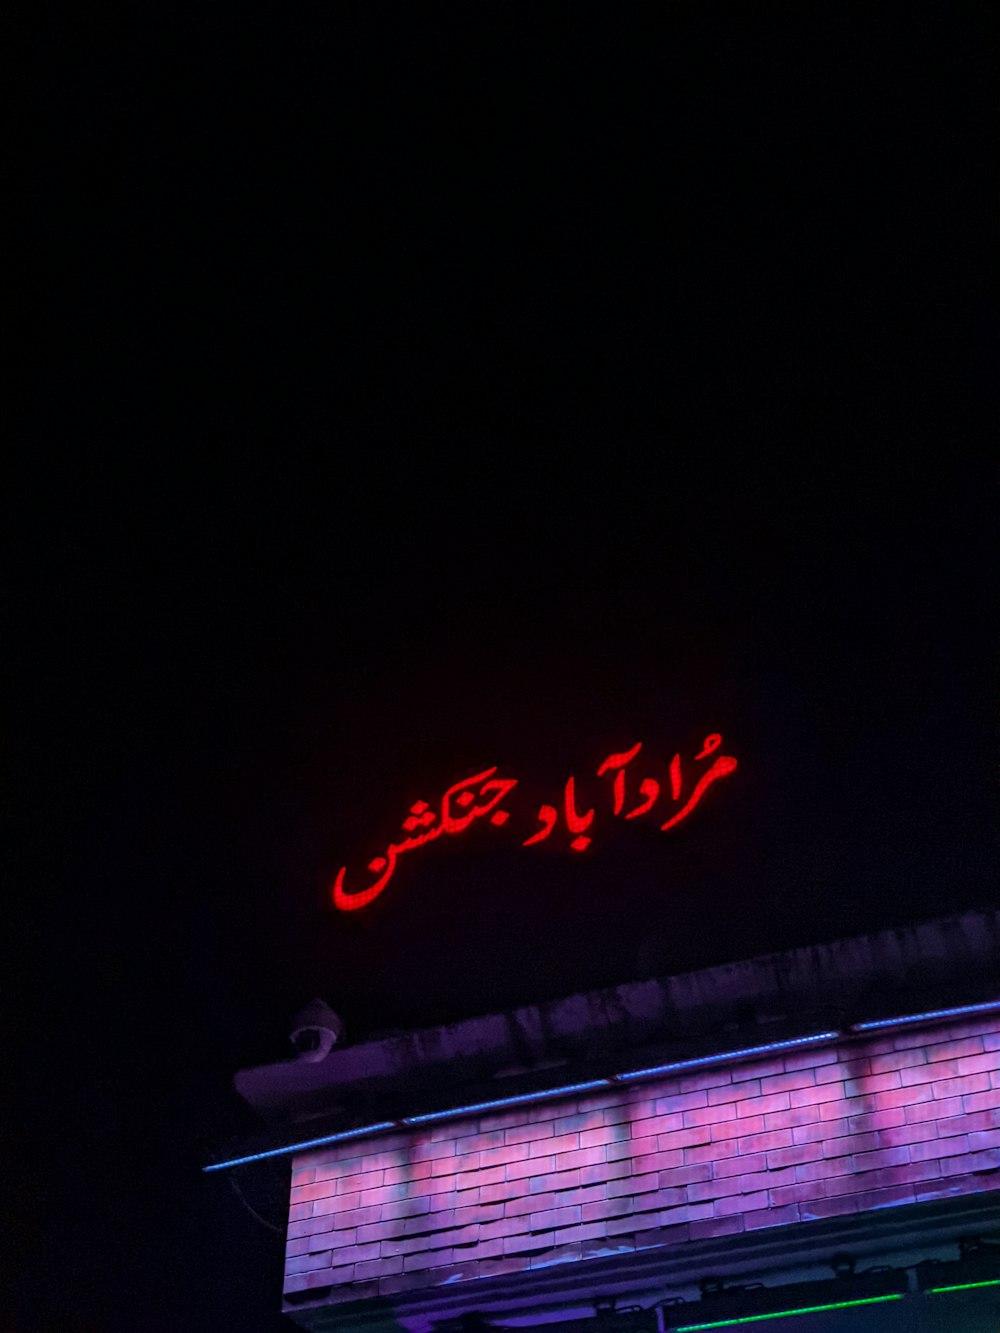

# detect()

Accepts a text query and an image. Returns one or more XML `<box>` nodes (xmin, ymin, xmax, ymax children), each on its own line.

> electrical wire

<box><xmin>229</xmin><ymin>1170</ymin><xmax>284</xmax><ymax>1234</ymax></box>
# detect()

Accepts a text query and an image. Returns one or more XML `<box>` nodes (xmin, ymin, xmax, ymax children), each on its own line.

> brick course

<box><xmin>284</xmin><ymin>1018</ymin><xmax>1000</xmax><ymax>1303</ymax></box>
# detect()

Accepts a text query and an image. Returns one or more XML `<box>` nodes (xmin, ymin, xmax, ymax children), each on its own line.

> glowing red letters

<box><xmin>331</xmin><ymin>733</ymin><xmax>738</xmax><ymax>910</ymax></box>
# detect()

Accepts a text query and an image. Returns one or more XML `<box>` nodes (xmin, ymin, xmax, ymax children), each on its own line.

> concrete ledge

<box><xmin>236</xmin><ymin>910</ymin><xmax>1000</xmax><ymax>1123</ymax></box>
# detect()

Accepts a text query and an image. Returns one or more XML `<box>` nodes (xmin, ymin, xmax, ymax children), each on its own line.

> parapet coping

<box><xmin>234</xmin><ymin>909</ymin><xmax>999</xmax><ymax>1122</ymax></box>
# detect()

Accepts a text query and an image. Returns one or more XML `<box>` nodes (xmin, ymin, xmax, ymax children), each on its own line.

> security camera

<box><xmin>289</xmin><ymin>998</ymin><xmax>344</xmax><ymax>1062</ymax></box>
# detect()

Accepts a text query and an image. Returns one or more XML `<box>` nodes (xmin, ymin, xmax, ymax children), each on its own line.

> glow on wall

<box><xmin>331</xmin><ymin>733</ymin><xmax>738</xmax><ymax>910</ymax></box>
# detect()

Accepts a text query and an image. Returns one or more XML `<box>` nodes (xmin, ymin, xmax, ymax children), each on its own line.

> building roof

<box><xmin>233</xmin><ymin>909</ymin><xmax>1000</xmax><ymax>1134</ymax></box>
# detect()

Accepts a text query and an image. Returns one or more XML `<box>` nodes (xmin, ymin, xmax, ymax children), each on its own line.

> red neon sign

<box><xmin>331</xmin><ymin>734</ymin><xmax>738</xmax><ymax>911</ymax></box>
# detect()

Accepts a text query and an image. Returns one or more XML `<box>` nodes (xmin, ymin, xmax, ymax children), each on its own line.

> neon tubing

<box><xmin>402</xmin><ymin>1080</ymin><xmax>611</xmax><ymax>1125</ymax></box>
<box><xmin>202</xmin><ymin>1122</ymin><xmax>397</xmax><ymax>1172</ymax></box>
<box><xmin>615</xmin><ymin>1033</ymin><xmax>841</xmax><ymax>1083</ymax></box>
<box><xmin>927</xmin><ymin>1278</ymin><xmax>1000</xmax><ymax>1293</ymax></box>
<box><xmin>674</xmin><ymin>1293</ymin><xmax>903</xmax><ymax>1329</ymax></box>
<box><xmin>851</xmin><ymin>998</ymin><xmax>1000</xmax><ymax>1031</ymax></box>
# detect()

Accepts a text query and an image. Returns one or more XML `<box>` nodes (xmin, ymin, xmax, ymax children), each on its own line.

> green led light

<box><xmin>928</xmin><ymin>1278</ymin><xmax>1000</xmax><ymax>1294</ymax></box>
<box><xmin>675</xmin><ymin>1293</ymin><xmax>903</xmax><ymax>1330</ymax></box>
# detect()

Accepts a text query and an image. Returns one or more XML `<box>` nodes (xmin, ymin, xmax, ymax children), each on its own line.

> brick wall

<box><xmin>283</xmin><ymin>1017</ymin><xmax>1000</xmax><ymax>1304</ymax></box>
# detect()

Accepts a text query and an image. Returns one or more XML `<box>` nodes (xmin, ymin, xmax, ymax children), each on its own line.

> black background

<box><xmin>13</xmin><ymin>5</ymin><xmax>996</xmax><ymax>1330</ymax></box>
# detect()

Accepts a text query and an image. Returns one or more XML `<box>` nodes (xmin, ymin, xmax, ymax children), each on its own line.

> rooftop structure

<box><xmin>218</xmin><ymin>910</ymin><xmax>1000</xmax><ymax>1331</ymax></box>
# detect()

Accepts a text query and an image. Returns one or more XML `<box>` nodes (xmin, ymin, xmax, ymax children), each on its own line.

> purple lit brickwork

<box><xmin>283</xmin><ymin>1016</ymin><xmax>1000</xmax><ymax>1304</ymax></box>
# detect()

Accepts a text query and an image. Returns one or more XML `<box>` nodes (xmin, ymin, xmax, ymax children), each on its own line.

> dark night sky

<box><xmin>12</xmin><ymin>6</ymin><xmax>997</xmax><ymax>1330</ymax></box>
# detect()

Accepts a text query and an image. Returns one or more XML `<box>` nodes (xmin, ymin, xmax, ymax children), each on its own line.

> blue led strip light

<box><xmin>202</xmin><ymin>1122</ymin><xmax>397</xmax><ymax>1172</ymax></box>
<box><xmin>401</xmin><ymin>1079</ymin><xmax>610</xmax><ymax>1125</ymax></box>
<box><xmin>615</xmin><ymin>1032</ymin><xmax>841</xmax><ymax>1083</ymax></box>
<box><xmin>852</xmin><ymin>998</ymin><xmax>1000</xmax><ymax>1032</ymax></box>
<box><xmin>673</xmin><ymin>1292</ymin><xmax>903</xmax><ymax>1330</ymax></box>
